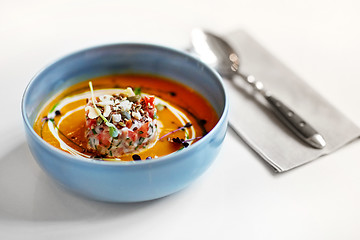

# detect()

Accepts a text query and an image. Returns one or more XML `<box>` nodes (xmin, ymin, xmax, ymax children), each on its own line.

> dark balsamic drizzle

<box><xmin>132</xmin><ymin>154</ymin><xmax>141</xmax><ymax>161</ymax></box>
<box><xmin>42</xmin><ymin>117</ymin><xmax>87</xmax><ymax>152</ymax></box>
<box><xmin>177</xmin><ymin>105</ymin><xmax>208</xmax><ymax>136</ymax></box>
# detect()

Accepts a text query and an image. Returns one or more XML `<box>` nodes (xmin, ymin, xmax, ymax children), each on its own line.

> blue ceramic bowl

<box><xmin>21</xmin><ymin>43</ymin><xmax>228</xmax><ymax>202</ymax></box>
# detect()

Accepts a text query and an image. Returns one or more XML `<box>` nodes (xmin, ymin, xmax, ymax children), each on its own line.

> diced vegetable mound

<box><xmin>85</xmin><ymin>87</ymin><xmax>158</xmax><ymax>157</ymax></box>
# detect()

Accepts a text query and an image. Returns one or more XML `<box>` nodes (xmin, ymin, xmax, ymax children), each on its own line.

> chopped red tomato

<box><xmin>142</xmin><ymin>96</ymin><xmax>156</xmax><ymax>118</ymax></box>
<box><xmin>144</xmin><ymin>96</ymin><xmax>155</xmax><ymax>106</ymax></box>
<box><xmin>137</xmin><ymin>122</ymin><xmax>149</xmax><ymax>138</ymax></box>
<box><xmin>86</xmin><ymin>119</ymin><xmax>97</xmax><ymax>129</ymax></box>
<box><xmin>97</xmin><ymin>130</ymin><xmax>111</xmax><ymax>146</ymax></box>
<box><xmin>127</xmin><ymin>130</ymin><xmax>137</xmax><ymax>141</ymax></box>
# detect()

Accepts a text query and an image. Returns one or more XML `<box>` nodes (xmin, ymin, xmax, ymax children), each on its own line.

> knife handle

<box><xmin>265</xmin><ymin>95</ymin><xmax>326</xmax><ymax>149</ymax></box>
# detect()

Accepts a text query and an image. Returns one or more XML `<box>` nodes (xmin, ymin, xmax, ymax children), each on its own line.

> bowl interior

<box><xmin>23</xmin><ymin>43</ymin><xmax>227</xmax><ymax>146</ymax></box>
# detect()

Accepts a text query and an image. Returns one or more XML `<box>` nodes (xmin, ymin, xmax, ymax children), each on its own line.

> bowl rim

<box><xmin>21</xmin><ymin>42</ymin><xmax>229</xmax><ymax>167</ymax></box>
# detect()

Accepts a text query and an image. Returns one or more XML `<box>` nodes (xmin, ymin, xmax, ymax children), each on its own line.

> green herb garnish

<box><xmin>89</xmin><ymin>81</ymin><xmax>119</xmax><ymax>138</ymax></box>
<box><xmin>153</xmin><ymin>112</ymin><xmax>158</xmax><ymax>119</ymax></box>
<box><xmin>116</xmin><ymin>140</ymin><xmax>123</xmax><ymax>147</ymax></box>
<box><xmin>134</xmin><ymin>87</ymin><xmax>141</xmax><ymax>95</ymax></box>
<box><xmin>138</xmin><ymin>137</ymin><xmax>145</xmax><ymax>144</ymax></box>
<box><xmin>49</xmin><ymin>102</ymin><xmax>59</xmax><ymax>113</ymax></box>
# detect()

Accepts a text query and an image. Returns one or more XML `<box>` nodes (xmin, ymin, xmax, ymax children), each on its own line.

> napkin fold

<box><xmin>223</xmin><ymin>30</ymin><xmax>360</xmax><ymax>172</ymax></box>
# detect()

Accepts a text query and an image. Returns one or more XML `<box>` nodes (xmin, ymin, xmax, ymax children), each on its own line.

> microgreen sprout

<box><xmin>49</xmin><ymin>102</ymin><xmax>59</xmax><ymax>113</ymax></box>
<box><xmin>159</xmin><ymin>122</ymin><xmax>192</xmax><ymax>140</ymax></box>
<box><xmin>89</xmin><ymin>81</ymin><xmax>119</xmax><ymax>138</ymax></box>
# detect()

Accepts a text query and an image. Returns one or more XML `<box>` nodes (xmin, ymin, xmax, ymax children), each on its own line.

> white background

<box><xmin>1</xmin><ymin>0</ymin><xmax>360</xmax><ymax>239</ymax></box>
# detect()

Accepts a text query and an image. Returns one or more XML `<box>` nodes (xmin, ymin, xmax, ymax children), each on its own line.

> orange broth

<box><xmin>33</xmin><ymin>74</ymin><xmax>218</xmax><ymax>161</ymax></box>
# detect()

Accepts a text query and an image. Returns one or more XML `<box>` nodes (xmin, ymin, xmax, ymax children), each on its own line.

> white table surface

<box><xmin>1</xmin><ymin>0</ymin><xmax>360</xmax><ymax>239</ymax></box>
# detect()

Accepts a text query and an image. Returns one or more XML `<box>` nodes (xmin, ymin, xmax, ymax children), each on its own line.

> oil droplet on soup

<box><xmin>33</xmin><ymin>74</ymin><xmax>218</xmax><ymax>161</ymax></box>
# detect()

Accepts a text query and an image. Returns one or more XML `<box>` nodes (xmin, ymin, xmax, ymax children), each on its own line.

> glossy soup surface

<box><xmin>33</xmin><ymin>74</ymin><xmax>218</xmax><ymax>161</ymax></box>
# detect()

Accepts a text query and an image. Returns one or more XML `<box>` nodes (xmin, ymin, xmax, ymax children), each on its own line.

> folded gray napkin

<box><xmin>223</xmin><ymin>30</ymin><xmax>360</xmax><ymax>172</ymax></box>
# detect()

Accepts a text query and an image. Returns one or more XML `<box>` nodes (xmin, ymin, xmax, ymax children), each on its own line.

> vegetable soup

<box><xmin>33</xmin><ymin>74</ymin><xmax>218</xmax><ymax>161</ymax></box>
